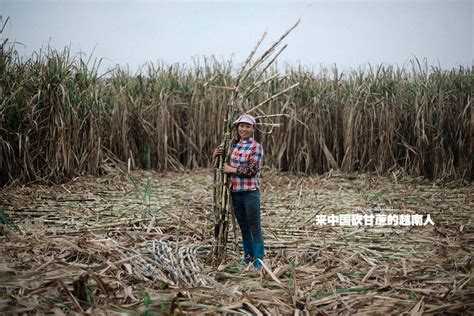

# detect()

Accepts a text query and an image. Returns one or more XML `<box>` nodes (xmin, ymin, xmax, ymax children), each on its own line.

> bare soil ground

<box><xmin>1</xmin><ymin>168</ymin><xmax>472</xmax><ymax>315</ymax></box>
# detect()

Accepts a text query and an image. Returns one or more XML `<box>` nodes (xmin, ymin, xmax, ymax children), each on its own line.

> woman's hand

<box><xmin>213</xmin><ymin>145</ymin><xmax>224</xmax><ymax>158</ymax></box>
<box><xmin>223</xmin><ymin>164</ymin><xmax>237</xmax><ymax>174</ymax></box>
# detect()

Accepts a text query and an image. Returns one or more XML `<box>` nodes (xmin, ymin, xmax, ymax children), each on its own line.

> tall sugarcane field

<box><xmin>0</xmin><ymin>19</ymin><xmax>473</xmax><ymax>315</ymax></box>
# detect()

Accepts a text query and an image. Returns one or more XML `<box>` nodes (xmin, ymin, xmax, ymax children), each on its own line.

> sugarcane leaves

<box><xmin>0</xmin><ymin>16</ymin><xmax>10</xmax><ymax>33</ymax></box>
<box><xmin>0</xmin><ymin>207</ymin><xmax>18</xmax><ymax>230</ymax></box>
<box><xmin>144</xmin><ymin>178</ymin><xmax>153</xmax><ymax>206</ymax></box>
<box><xmin>0</xmin><ymin>16</ymin><xmax>10</xmax><ymax>52</ymax></box>
<box><xmin>128</xmin><ymin>174</ymin><xmax>156</xmax><ymax>217</ymax></box>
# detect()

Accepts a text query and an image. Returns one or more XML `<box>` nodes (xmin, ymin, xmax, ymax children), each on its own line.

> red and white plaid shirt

<box><xmin>229</xmin><ymin>137</ymin><xmax>263</xmax><ymax>192</ymax></box>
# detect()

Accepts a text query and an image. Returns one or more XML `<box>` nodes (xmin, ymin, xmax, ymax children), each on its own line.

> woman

<box><xmin>213</xmin><ymin>114</ymin><xmax>264</xmax><ymax>269</ymax></box>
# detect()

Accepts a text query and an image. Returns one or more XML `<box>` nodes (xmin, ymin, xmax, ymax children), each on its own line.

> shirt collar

<box><xmin>239</xmin><ymin>137</ymin><xmax>253</xmax><ymax>144</ymax></box>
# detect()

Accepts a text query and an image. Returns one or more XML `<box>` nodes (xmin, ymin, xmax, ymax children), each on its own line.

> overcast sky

<box><xmin>1</xmin><ymin>0</ymin><xmax>473</xmax><ymax>74</ymax></box>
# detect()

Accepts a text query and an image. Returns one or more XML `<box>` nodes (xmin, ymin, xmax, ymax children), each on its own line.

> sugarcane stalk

<box><xmin>212</xmin><ymin>21</ymin><xmax>301</xmax><ymax>264</ymax></box>
<box><xmin>247</xmin><ymin>83</ymin><xmax>300</xmax><ymax>114</ymax></box>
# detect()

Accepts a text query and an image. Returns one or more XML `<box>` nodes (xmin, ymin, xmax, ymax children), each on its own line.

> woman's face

<box><xmin>238</xmin><ymin>123</ymin><xmax>254</xmax><ymax>139</ymax></box>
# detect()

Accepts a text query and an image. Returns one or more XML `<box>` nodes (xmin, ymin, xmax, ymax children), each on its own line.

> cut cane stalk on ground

<box><xmin>0</xmin><ymin>169</ymin><xmax>472</xmax><ymax>314</ymax></box>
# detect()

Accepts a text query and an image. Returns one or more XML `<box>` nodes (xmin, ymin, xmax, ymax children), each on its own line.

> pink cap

<box><xmin>233</xmin><ymin>114</ymin><xmax>256</xmax><ymax>127</ymax></box>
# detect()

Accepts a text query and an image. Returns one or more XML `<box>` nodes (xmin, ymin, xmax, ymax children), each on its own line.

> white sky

<box><xmin>1</xmin><ymin>0</ymin><xmax>473</xmax><ymax>74</ymax></box>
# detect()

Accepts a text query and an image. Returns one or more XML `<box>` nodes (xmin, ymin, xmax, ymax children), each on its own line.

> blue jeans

<box><xmin>231</xmin><ymin>190</ymin><xmax>264</xmax><ymax>245</ymax></box>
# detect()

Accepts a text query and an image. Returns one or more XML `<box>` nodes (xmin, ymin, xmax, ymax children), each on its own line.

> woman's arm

<box><xmin>223</xmin><ymin>164</ymin><xmax>237</xmax><ymax>173</ymax></box>
<box><xmin>235</xmin><ymin>143</ymin><xmax>263</xmax><ymax>178</ymax></box>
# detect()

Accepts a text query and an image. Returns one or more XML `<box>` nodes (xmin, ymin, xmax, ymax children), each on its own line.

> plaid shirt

<box><xmin>229</xmin><ymin>137</ymin><xmax>263</xmax><ymax>192</ymax></box>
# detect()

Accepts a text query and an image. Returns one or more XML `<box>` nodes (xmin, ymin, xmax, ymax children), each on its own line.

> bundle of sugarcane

<box><xmin>211</xmin><ymin>21</ymin><xmax>301</xmax><ymax>264</ymax></box>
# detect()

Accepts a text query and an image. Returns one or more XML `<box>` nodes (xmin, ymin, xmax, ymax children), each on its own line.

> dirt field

<box><xmin>1</xmin><ymin>168</ymin><xmax>472</xmax><ymax>314</ymax></box>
